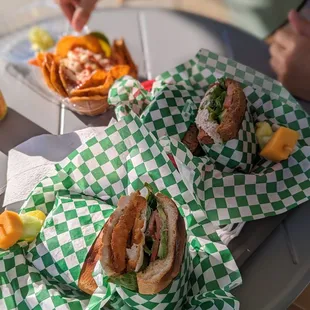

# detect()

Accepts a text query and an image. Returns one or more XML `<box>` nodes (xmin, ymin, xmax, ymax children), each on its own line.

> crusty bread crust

<box><xmin>197</xmin><ymin>78</ymin><xmax>246</xmax><ymax>144</ymax></box>
<box><xmin>101</xmin><ymin>195</ymin><xmax>131</xmax><ymax>277</ymax></box>
<box><xmin>137</xmin><ymin>193</ymin><xmax>186</xmax><ymax>294</ymax></box>
<box><xmin>78</xmin><ymin>228</ymin><xmax>104</xmax><ymax>295</ymax></box>
<box><xmin>217</xmin><ymin>79</ymin><xmax>246</xmax><ymax>141</ymax></box>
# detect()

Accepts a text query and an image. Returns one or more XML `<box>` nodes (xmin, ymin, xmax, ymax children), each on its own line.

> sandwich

<box><xmin>195</xmin><ymin>77</ymin><xmax>246</xmax><ymax>144</ymax></box>
<box><xmin>78</xmin><ymin>185</ymin><xmax>186</xmax><ymax>295</ymax></box>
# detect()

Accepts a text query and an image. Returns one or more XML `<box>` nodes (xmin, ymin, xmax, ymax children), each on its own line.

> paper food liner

<box><xmin>0</xmin><ymin>114</ymin><xmax>241</xmax><ymax>309</ymax></box>
<box><xmin>108</xmin><ymin>49</ymin><xmax>310</xmax><ymax>226</ymax></box>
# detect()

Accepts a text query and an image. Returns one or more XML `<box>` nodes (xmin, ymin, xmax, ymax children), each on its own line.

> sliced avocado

<box><xmin>157</xmin><ymin>206</ymin><xmax>168</xmax><ymax>259</ymax></box>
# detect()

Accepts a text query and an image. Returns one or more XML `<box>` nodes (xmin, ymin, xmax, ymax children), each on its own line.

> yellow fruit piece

<box><xmin>0</xmin><ymin>211</ymin><xmax>23</xmax><ymax>250</ymax></box>
<box><xmin>29</xmin><ymin>26</ymin><xmax>55</xmax><ymax>52</ymax></box>
<box><xmin>26</xmin><ymin>210</ymin><xmax>46</xmax><ymax>222</ymax></box>
<box><xmin>260</xmin><ymin>127</ymin><xmax>299</xmax><ymax>162</ymax></box>
<box><xmin>0</xmin><ymin>91</ymin><xmax>7</xmax><ymax>120</ymax></box>
<box><xmin>98</xmin><ymin>39</ymin><xmax>111</xmax><ymax>57</ymax></box>
<box><xmin>20</xmin><ymin>210</ymin><xmax>46</xmax><ymax>242</ymax></box>
<box><xmin>256</xmin><ymin>121</ymin><xmax>273</xmax><ymax>149</ymax></box>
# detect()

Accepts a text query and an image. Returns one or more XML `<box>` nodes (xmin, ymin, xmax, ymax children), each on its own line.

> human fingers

<box><xmin>56</xmin><ymin>0</ymin><xmax>76</xmax><ymax>23</ymax></box>
<box><xmin>288</xmin><ymin>9</ymin><xmax>310</xmax><ymax>37</ymax></box>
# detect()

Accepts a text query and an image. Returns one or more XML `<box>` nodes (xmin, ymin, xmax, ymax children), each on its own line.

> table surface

<box><xmin>0</xmin><ymin>7</ymin><xmax>309</xmax><ymax>309</ymax></box>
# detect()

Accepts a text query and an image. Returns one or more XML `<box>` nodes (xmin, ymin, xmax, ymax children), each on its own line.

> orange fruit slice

<box><xmin>0</xmin><ymin>91</ymin><xmax>7</xmax><ymax>120</ymax></box>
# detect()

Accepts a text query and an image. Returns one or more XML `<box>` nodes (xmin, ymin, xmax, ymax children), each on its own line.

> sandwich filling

<box><xmin>104</xmin><ymin>185</ymin><xmax>169</xmax><ymax>291</ymax></box>
<box><xmin>195</xmin><ymin>78</ymin><xmax>229</xmax><ymax>144</ymax></box>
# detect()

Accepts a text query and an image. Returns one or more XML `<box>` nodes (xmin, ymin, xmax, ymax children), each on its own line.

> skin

<box><xmin>269</xmin><ymin>10</ymin><xmax>310</xmax><ymax>101</ymax></box>
<box><xmin>55</xmin><ymin>0</ymin><xmax>98</xmax><ymax>32</ymax></box>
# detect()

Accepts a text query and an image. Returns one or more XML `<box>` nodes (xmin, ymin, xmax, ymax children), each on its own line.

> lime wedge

<box><xmin>89</xmin><ymin>31</ymin><xmax>110</xmax><ymax>46</ymax></box>
<box><xmin>98</xmin><ymin>39</ymin><xmax>112</xmax><ymax>57</ymax></box>
<box><xmin>29</xmin><ymin>26</ymin><xmax>55</xmax><ymax>52</ymax></box>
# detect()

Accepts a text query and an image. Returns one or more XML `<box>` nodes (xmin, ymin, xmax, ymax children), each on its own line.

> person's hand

<box><xmin>56</xmin><ymin>0</ymin><xmax>98</xmax><ymax>32</ymax></box>
<box><xmin>269</xmin><ymin>10</ymin><xmax>310</xmax><ymax>101</ymax></box>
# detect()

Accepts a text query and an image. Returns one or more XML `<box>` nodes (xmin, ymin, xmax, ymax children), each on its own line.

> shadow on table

<box><xmin>67</xmin><ymin>106</ymin><xmax>117</xmax><ymax>129</ymax></box>
<box><xmin>0</xmin><ymin>108</ymin><xmax>49</xmax><ymax>155</ymax></box>
<box><xmin>13</xmin><ymin>130</ymin><xmax>84</xmax><ymax>162</ymax></box>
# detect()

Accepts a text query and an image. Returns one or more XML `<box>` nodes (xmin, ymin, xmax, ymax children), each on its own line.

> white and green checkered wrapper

<box><xmin>0</xmin><ymin>113</ymin><xmax>241</xmax><ymax>309</ymax></box>
<box><xmin>108</xmin><ymin>49</ymin><xmax>310</xmax><ymax>226</ymax></box>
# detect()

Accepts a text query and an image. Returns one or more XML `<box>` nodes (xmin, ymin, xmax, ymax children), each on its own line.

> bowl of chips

<box><xmin>29</xmin><ymin>32</ymin><xmax>138</xmax><ymax>116</ymax></box>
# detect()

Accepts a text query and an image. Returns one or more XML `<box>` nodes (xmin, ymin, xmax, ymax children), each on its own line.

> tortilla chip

<box><xmin>28</xmin><ymin>52</ymin><xmax>45</xmax><ymax>67</ymax></box>
<box><xmin>111</xmin><ymin>39</ymin><xmax>137</xmax><ymax>78</ymax></box>
<box><xmin>69</xmin><ymin>95</ymin><xmax>109</xmax><ymax>116</ymax></box>
<box><xmin>55</xmin><ymin>35</ymin><xmax>103</xmax><ymax>58</ymax></box>
<box><xmin>41</xmin><ymin>62</ymin><xmax>56</xmax><ymax>93</ymax></box>
<box><xmin>109</xmin><ymin>65</ymin><xmax>130</xmax><ymax>79</ymax></box>
<box><xmin>78</xmin><ymin>70</ymin><xmax>108</xmax><ymax>90</ymax></box>
<box><xmin>59</xmin><ymin>63</ymin><xmax>78</xmax><ymax>95</ymax></box>
<box><xmin>50</xmin><ymin>60</ymin><xmax>67</xmax><ymax>97</ymax></box>
<box><xmin>70</xmin><ymin>75</ymin><xmax>114</xmax><ymax>97</ymax></box>
<box><xmin>44</xmin><ymin>53</ymin><xmax>54</xmax><ymax>72</ymax></box>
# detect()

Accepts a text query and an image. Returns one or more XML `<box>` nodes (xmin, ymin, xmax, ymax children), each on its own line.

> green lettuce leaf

<box><xmin>109</xmin><ymin>272</ymin><xmax>138</xmax><ymax>291</ymax></box>
<box><xmin>144</xmin><ymin>183</ymin><xmax>157</xmax><ymax>211</ymax></box>
<box><xmin>218</xmin><ymin>77</ymin><xmax>226</xmax><ymax>89</ymax></box>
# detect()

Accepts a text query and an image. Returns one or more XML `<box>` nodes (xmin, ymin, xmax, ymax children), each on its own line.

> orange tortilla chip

<box><xmin>55</xmin><ymin>35</ymin><xmax>103</xmax><ymax>58</ymax></box>
<box><xmin>78</xmin><ymin>70</ymin><xmax>108</xmax><ymax>90</ymax></box>
<box><xmin>111</xmin><ymin>39</ymin><xmax>137</xmax><ymax>78</ymax></box>
<box><xmin>109</xmin><ymin>65</ymin><xmax>130</xmax><ymax>80</ymax></box>
<box><xmin>50</xmin><ymin>60</ymin><xmax>67</xmax><ymax>97</ymax></box>
<box><xmin>44</xmin><ymin>53</ymin><xmax>54</xmax><ymax>72</ymax></box>
<box><xmin>77</xmin><ymin>65</ymin><xmax>129</xmax><ymax>92</ymax></box>
<box><xmin>70</xmin><ymin>75</ymin><xmax>114</xmax><ymax>97</ymax></box>
<box><xmin>28</xmin><ymin>58</ymin><xmax>40</xmax><ymax>66</ymax></box>
<box><xmin>41</xmin><ymin>62</ymin><xmax>56</xmax><ymax>93</ymax></box>
<box><xmin>28</xmin><ymin>52</ymin><xmax>45</xmax><ymax>67</ymax></box>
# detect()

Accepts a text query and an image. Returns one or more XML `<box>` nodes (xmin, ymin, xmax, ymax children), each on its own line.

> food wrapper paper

<box><xmin>0</xmin><ymin>113</ymin><xmax>241</xmax><ymax>309</ymax></box>
<box><xmin>108</xmin><ymin>49</ymin><xmax>310</xmax><ymax>226</ymax></box>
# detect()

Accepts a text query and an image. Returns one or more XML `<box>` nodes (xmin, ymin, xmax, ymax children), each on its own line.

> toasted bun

<box><xmin>78</xmin><ymin>228</ymin><xmax>104</xmax><ymax>295</ymax></box>
<box><xmin>197</xmin><ymin>78</ymin><xmax>246</xmax><ymax>144</ymax></box>
<box><xmin>137</xmin><ymin>193</ymin><xmax>186</xmax><ymax>294</ymax></box>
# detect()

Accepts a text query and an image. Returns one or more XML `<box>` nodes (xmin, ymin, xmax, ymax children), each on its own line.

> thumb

<box><xmin>71</xmin><ymin>7</ymin><xmax>91</xmax><ymax>32</ymax></box>
<box><xmin>288</xmin><ymin>9</ymin><xmax>310</xmax><ymax>37</ymax></box>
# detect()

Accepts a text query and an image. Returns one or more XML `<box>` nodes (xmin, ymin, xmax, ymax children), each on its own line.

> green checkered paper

<box><xmin>109</xmin><ymin>49</ymin><xmax>310</xmax><ymax>226</ymax></box>
<box><xmin>0</xmin><ymin>113</ymin><xmax>241</xmax><ymax>309</ymax></box>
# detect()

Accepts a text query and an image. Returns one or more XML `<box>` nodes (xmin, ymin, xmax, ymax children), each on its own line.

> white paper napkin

<box><xmin>4</xmin><ymin>126</ymin><xmax>107</xmax><ymax>208</ymax></box>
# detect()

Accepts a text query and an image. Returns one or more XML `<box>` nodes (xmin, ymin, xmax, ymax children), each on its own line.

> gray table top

<box><xmin>0</xmin><ymin>8</ymin><xmax>309</xmax><ymax>309</ymax></box>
